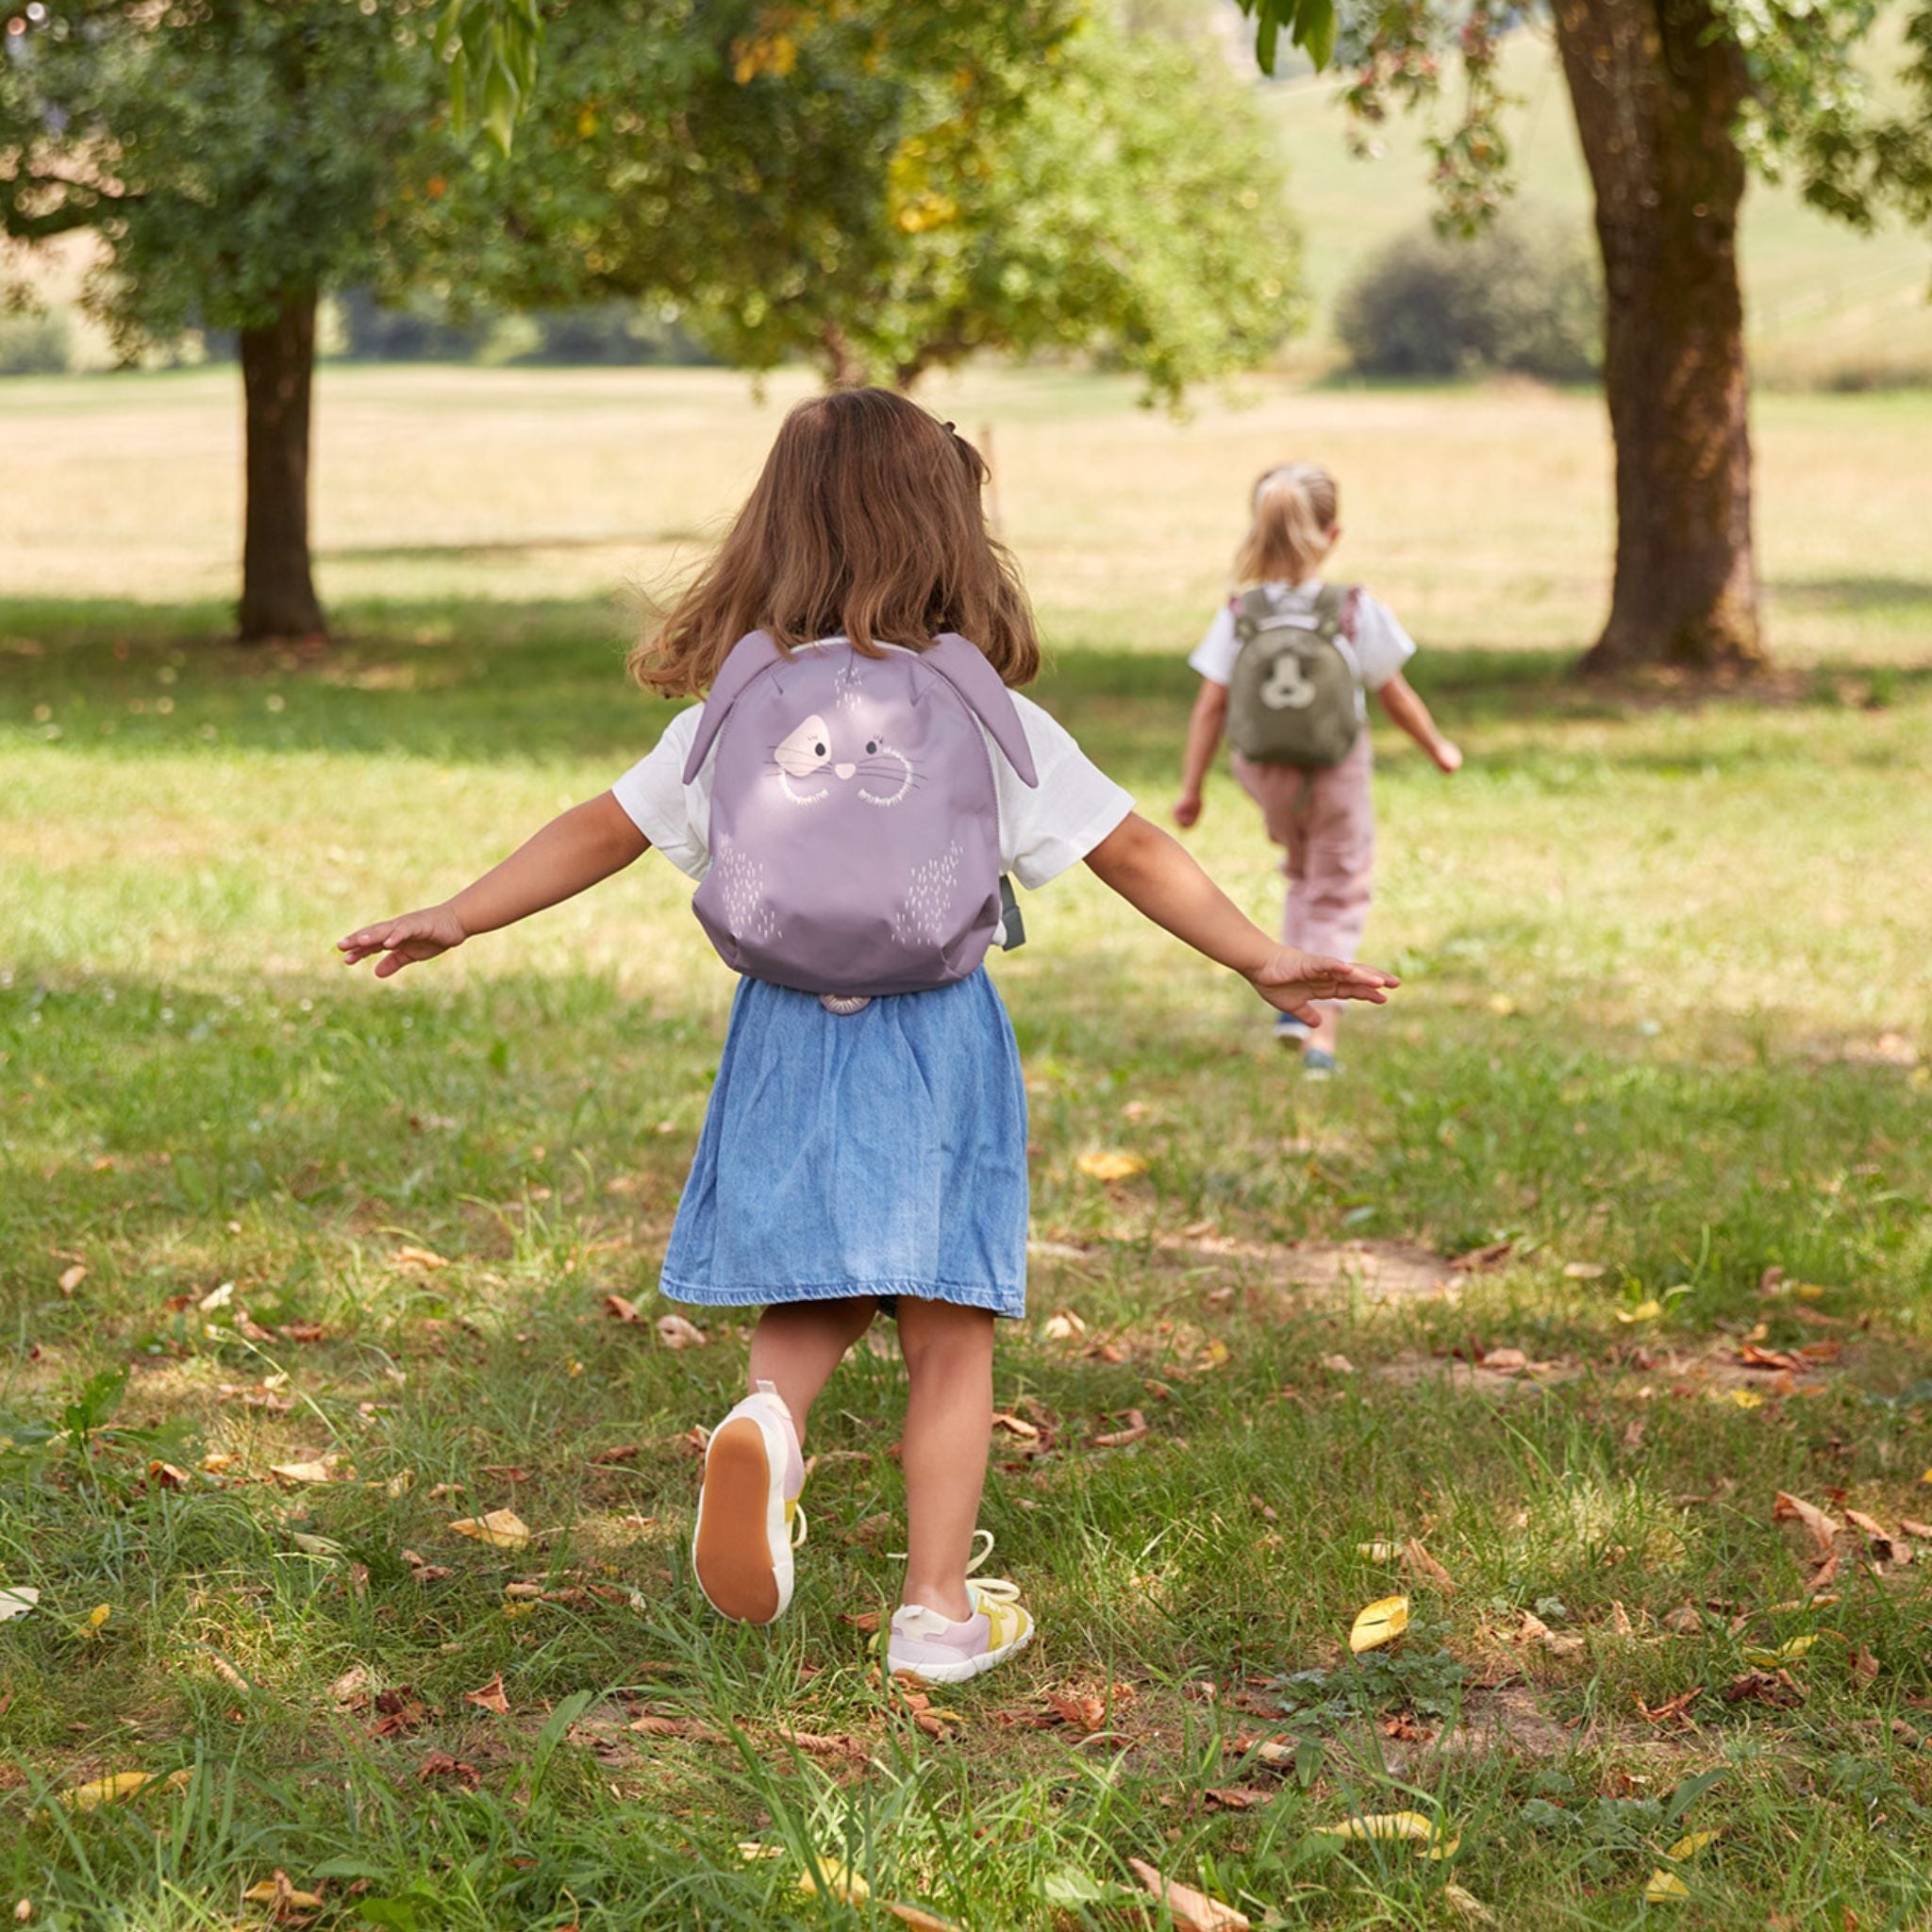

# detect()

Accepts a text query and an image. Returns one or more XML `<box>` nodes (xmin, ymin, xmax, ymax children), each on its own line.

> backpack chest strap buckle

<box><xmin>819</xmin><ymin>993</ymin><xmax>873</xmax><ymax>1016</ymax></box>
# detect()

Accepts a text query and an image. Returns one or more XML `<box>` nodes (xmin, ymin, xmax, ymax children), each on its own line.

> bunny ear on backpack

<box><xmin>683</xmin><ymin>631</ymin><xmax>785</xmax><ymax>785</ymax></box>
<box><xmin>922</xmin><ymin>634</ymin><xmax>1039</xmax><ymax>788</ymax></box>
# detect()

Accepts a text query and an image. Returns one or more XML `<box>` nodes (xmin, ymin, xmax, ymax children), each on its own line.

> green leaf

<box><xmin>1255</xmin><ymin>8</ymin><xmax>1280</xmax><ymax>75</ymax></box>
<box><xmin>1299</xmin><ymin>0</ymin><xmax>1338</xmax><ymax>71</ymax></box>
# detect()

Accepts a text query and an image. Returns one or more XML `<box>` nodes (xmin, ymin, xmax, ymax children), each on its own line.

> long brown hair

<box><xmin>1235</xmin><ymin>462</ymin><xmax>1339</xmax><ymax>587</ymax></box>
<box><xmin>631</xmin><ymin>389</ymin><xmax>1041</xmax><ymax>695</ymax></box>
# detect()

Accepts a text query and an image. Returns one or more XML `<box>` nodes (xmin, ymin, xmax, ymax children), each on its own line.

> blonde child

<box><xmin>341</xmin><ymin>393</ymin><xmax>1396</xmax><ymax>1683</ymax></box>
<box><xmin>1174</xmin><ymin>462</ymin><xmax>1457</xmax><ymax>1075</ymax></box>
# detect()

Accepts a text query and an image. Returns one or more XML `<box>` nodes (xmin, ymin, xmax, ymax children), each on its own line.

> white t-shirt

<box><xmin>610</xmin><ymin>668</ymin><xmax>1134</xmax><ymax>893</ymax></box>
<box><xmin>1190</xmin><ymin>579</ymin><xmax>1415</xmax><ymax>691</ymax></box>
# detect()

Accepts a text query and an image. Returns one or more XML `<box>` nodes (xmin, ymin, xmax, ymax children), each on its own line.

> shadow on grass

<box><xmin>11</xmin><ymin>596</ymin><xmax>1927</xmax><ymax>776</ymax></box>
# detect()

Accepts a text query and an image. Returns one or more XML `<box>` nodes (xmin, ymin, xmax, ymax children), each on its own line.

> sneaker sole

<box><xmin>888</xmin><ymin>1621</ymin><xmax>1034</xmax><ymax>1686</ymax></box>
<box><xmin>692</xmin><ymin>1413</ymin><xmax>791</xmax><ymax>1624</ymax></box>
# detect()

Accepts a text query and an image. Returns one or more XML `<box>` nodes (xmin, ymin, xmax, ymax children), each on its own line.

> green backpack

<box><xmin>1224</xmin><ymin>582</ymin><xmax>1364</xmax><ymax>769</ymax></box>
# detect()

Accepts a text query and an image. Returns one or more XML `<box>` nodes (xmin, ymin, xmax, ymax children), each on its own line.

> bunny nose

<box><xmin>834</xmin><ymin>762</ymin><xmax>856</xmax><ymax>780</ymax></box>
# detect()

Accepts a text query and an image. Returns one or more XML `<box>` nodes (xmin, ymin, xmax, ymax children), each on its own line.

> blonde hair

<box><xmin>1235</xmin><ymin>462</ymin><xmax>1339</xmax><ymax>587</ymax></box>
<box><xmin>630</xmin><ymin>388</ymin><xmax>1041</xmax><ymax>696</ymax></box>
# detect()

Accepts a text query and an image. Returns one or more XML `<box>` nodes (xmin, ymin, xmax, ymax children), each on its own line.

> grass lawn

<box><xmin>3</xmin><ymin>368</ymin><xmax>1931</xmax><ymax>1929</ymax></box>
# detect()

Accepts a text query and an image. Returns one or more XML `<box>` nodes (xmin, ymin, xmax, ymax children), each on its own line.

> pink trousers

<box><xmin>1233</xmin><ymin>735</ymin><xmax>1375</xmax><ymax>986</ymax></box>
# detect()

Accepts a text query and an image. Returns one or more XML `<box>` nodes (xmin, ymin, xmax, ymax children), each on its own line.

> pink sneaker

<box><xmin>886</xmin><ymin>1537</ymin><xmax>1034</xmax><ymax>1685</ymax></box>
<box><xmin>692</xmin><ymin>1381</ymin><xmax>806</xmax><ymax>1625</ymax></box>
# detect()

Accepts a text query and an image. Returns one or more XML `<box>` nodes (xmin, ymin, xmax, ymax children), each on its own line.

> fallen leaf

<box><xmin>387</xmin><ymin>1244</ymin><xmax>450</xmax><ymax>1273</ymax></box>
<box><xmin>279</xmin><ymin>1322</ymin><xmax>325</xmax><ymax>1344</ymax></box>
<box><xmin>1806</xmin><ymin>1551</ymin><xmax>1841</xmax><ymax>1596</ymax></box>
<box><xmin>1042</xmin><ymin>1309</ymin><xmax>1087</xmax><ymax>1341</ymax></box>
<box><xmin>85</xmin><ymin>1603</ymin><xmax>110</xmax><ymax>1631</ymax></box>
<box><xmin>1607</xmin><ymin>1599</ymin><xmax>1633</xmax><ymax>1636</ymax></box>
<box><xmin>1126</xmin><ymin>1857</ymin><xmax>1250</xmax><ymax>1932</ymax></box>
<box><xmin>1663</xmin><ymin>1830</ymin><xmax>1719</xmax><ymax>1860</ymax></box>
<box><xmin>1403</xmin><ymin>1538</ymin><xmax>1455</xmax><ymax>1592</ymax></box>
<box><xmin>772</xmin><ymin>1727</ymin><xmax>870</xmax><ymax>1760</ymax></box>
<box><xmin>880</xmin><ymin>1904</ymin><xmax>963</xmax><ymax>1932</ymax></box>
<box><xmin>1357</xmin><ymin>1540</ymin><xmax>1400</xmax><ymax>1560</ymax></box>
<box><xmin>629</xmin><ymin>1713</ymin><xmax>724</xmax><ymax>1741</ymax></box>
<box><xmin>464</xmin><ymin>1673</ymin><xmax>509</xmax><ymax>1714</ymax></box>
<box><xmin>0</xmin><ymin>1588</ymin><xmax>39</xmax><ymax>1623</ymax></box>
<box><xmin>1319</xmin><ymin>1353</ymin><xmax>1357</xmax><ymax>1374</ymax></box>
<box><xmin>1851</xmin><ymin>1646</ymin><xmax>1879</xmax><ymax>1687</ymax></box>
<box><xmin>1773</xmin><ymin>1491</ymin><xmax>1841</xmax><ymax>1558</ymax></box>
<box><xmin>1075</xmin><ymin>1150</ymin><xmax>1146</xmax><ymax>1183</ymax></box>
<box><xmin>738</xmin><ymin>1842</ymin><xmax>784</xmax><ymax>1861</ymax></box>
<box><xmin>1741</xmin><ymin>1635</ymin><xmax>1816</xmax><ymax>1669</ymax></box>
<box><xmin>1481</xmin><ymin>1346</ymin><xmax>1528</xmax><ymax>1371</ymax></box>
<box><xmin>1902</xmin><ymin>1517</ymin><xmax>1932</xmax><ymax>1541</ymax></box>
<box><xmin>1349</xmin><ymin>1595</ymin><xmax>1409</xmax><ymax>1654</ymax></box>
<box><xmin>366</xmin><ymin>1687</ymin><xmax>431</xmax><ymax>1736</ymax></box>
<box><xmin>58</xmin><ymin>1264</ymin><xmax>87</xmax><ymax>1295</ymax></box>
<box><xmin>1514</xmin><ymin>1609</ymin><xmax>1585</xmax><ymax>1656</ymax></box>
<box><xmin>240</xmin><ymin>1872</ymin><xmax>325</xmax><ymax>1913</ymax></box>
<box><xmin>1313</xmin><ymin>1810</ymin><xmax>1458</xmax><ymax>1858</ymax></box>
<box><xmin>1616</xmin><ymin>1299</ymin><xmax>1664</xmax><ymax>1324</ymax></box>
<box><xmin>1442</xmin><ymin>1882</ymin><xmax>1496</xmax><ymax>1924</ymax></box>
<box><xmin>1091</xmin><ymin>1409</ymin><xmax>1148</xmax><ymax>1449</ymax></box>
<box><xmin>656</xmin><ymin>1313</ymin><xmax>708</xmax><ymax>1349</ymax></box>
<box><xmin>1450</xmin><ymin>1241</ymin><xmax>1513</xmax><ymax>1274</ymax></box>
<box><xmin>198</xmin><ymin>1282</ymin><xmax>235</xmax><ymax>1312</ymax></box>
<box><xmin>796</xmin><ymin>1858</ymin><xmax>872</xmax><ymax>1904</ymax></box>
<box><xmin>603</xmin><ymin>1293</ymin><xmax>642</xmax><ymax>1324</ymax></box>
<box><xmin>590</xmin><ymin>1443</ymin><xmax>640</xmax><ymax>1465</ymax></box>
<box><xmin>448</xmin><ymin>1507</ymin><xmax>530</xmax><ymax>1550</ymax></box>
<box><xmin>1636</xmin><ymin>1689</ymin><xmax>1701</xmax><ymax>1724</ymax></box>
<box><xmin>57</xmin><ymin>1771</ymin><xmax>155</xmax><ymax>1809</ymax></box>
<box><xmin>1562</xmin><ymin>1260</ymin><xmax>1607</xmax><ymax>1280</ymax></box>
<box><xmin>991</xmin><ymin>1410</ymin><xmax>1041</xmax><ymax>1441</ymax></box>
<box><xmin>270</xmin><ymin>1460</ymin><xmax>339</xmax><ymax>1486</ymax></box>
<box><xmin>1644</xmin><ymin>1869</ymin><xmax>1691</xmax><ymax>1903</ymax></box>
<box><xmin>415</xmin><ymin>1752</ymin><xmax>480</xmax><ymax>1789</ymax></box>
<box><xmin>328</xmin><ymin>1667</ymin><xmax>370</xmax><ymax>1708</ymax></box>
<box><xmin>1724</xmin><ymin>1388</ymin><xmax>1765</xmax><ymax>1408</ymax></box>
<box><xmin>1722</xmin><ymin>1670</ymin><xmax>1804</xmax><ymax>1708</ymax></box>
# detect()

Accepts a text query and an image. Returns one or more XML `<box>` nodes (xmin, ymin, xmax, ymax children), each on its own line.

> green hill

<box><xmin>1263</xmin><ymin>22</ymin><xmax>1932</xmax><ymax>389</ymax></box>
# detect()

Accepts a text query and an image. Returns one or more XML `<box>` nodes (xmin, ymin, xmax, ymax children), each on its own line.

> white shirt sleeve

<box><xmin>1188</xmin><ymin>603</ymin><xmax>1241</xmax><ymax>687</ymax></box>
<box><xmin>995</xmin><ymin>693</ymin><xmax>1134</xmax><ymax>891</ymax></box>
<box><xmin>1347</xmin><ymin>591</ymin><xmax>1417</xmax><ymax>691</ymax></box>
<box><xmin>609</xmin><ymin>704</ymin><xmax>711</xmax><ymax>880</ymax></box>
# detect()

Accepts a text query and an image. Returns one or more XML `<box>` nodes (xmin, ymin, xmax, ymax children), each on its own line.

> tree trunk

<box><xmin>1553</xmin><ymin>0</ymin><xmax>1767</xmax><ymax>675</ymax></box>
<box><xmin>238</xmin><ymin>289</ymin><xmax>325</xmax><ymax>641</ymax></box>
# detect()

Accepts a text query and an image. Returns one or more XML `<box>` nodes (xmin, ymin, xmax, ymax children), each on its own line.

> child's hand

<box><xmin>338</xmin><ymin>904</ymin><xmax>467</xmax><ymax>977</ymax></box>
<box><xmin>1433</xmin><ymin>741</ymin><xmax>1463</xmax><ymax>774</ymax></box>
<box><xmin>1173</xmin><ymin>789</ymin><xmax>1204</xmax><ymax>830</ymax></box>
<box><xmin>1246</xmin><ymin>945</ymin><xmax>1399</xmax><ymax>1023</ymax></box>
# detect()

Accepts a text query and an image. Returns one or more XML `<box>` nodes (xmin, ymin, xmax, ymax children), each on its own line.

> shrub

<box><xmin>0</xmin><ymin>308</ymin><xmax>71</xmax><ymax>375</ymax></box>
<box><xmin>1336</xmin><ymin>208</ymin><xmax>1601</xmax><ymax>382</ymax></box>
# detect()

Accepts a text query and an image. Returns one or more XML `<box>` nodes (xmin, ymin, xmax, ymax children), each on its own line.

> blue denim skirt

<box><xmin>659</xmin><ymin>969</ymin><xmax>1029</xmax><ymax>1319</ymax></box>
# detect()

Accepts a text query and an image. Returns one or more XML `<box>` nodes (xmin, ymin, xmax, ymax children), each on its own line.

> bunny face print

<box><xmin>688</xmin><ymin>634</ymin><xmax>1035</xmax><ymax>999</ymax></box>
<box><xmin>772</xmin><ymin>710</ymin><xmax>916</xmax><ymax>808</ymax></box>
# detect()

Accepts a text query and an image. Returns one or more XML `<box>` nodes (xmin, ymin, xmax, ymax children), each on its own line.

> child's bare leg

<box><xmin>896</xmin><ymin>1298</ymin><xmax>995</xmax><ymax>1621</ymax></box>
<box><xmin>747</xmin><ymin>1297</ymin><xmax>877</xmax><ymax>1442</ymax></box>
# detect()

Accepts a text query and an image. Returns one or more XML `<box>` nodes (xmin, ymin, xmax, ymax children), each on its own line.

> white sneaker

<box><xmin>886</xmin><ymin>1532</ymin><xmax>1034</xmax><ymax>1685</ymax></box>
<box><xmin>692</xmin><ymin>1381</ymin><xmax>806</xmax><ymax>1624</ymax></box>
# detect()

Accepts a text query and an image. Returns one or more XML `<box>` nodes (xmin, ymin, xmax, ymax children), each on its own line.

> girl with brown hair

<box><xmin>340</xmin><ymin>391</ymin><xmax>1396</xmax><ymax>1683</ymax></box>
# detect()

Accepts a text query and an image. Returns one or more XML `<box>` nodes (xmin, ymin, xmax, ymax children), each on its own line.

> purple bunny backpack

<box><xmin>682</xmin><ymin>631</ymin><xmax>1040</xmax><ymax>1003</ymax></box>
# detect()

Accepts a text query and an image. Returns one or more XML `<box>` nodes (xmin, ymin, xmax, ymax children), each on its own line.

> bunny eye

<box><xmin>774</xmin><ymin>714</ymin><xmax>833</xmax><ymax>779</ymax></box>
<box><xmin>865</xmin><ymin>740</ymin><xmax>878</xmax><ymax>755</ymax></box>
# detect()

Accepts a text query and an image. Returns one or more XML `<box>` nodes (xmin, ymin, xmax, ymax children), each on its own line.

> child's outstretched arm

<box><xmin>1085</xmin><ymin>812</ymin><xmax>1398</xmax><ymax>1024</ymax></box>
<box><xmin>339</xmin><ymin>792</ymin><xmax>649</xmax><ymax>977</ymax></box>
<box><xmin>1375</xmin><ymin>673</ymin><xmax>1461</xmax><ymax>774</ymax></box>
<box><xmin>1173</xmin><ymin>677</ymin><xmax>1229</xmax><ymax>828</ymax></box>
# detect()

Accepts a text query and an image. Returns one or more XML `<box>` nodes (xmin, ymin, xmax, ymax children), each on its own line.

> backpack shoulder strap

<box><xmin>680</xmin><ymin>629</ymin><xmax>783</xmax><ymax>784</ymax></box>
<box><xmin>1309</xmin><ymin>583</ymin><xmax>1358</xmax><ymax>640</ymax></box>
<box><xmin>1233</xmin><ymin>586</ymin><xmax>1276</xmax><ymax>625</ymax></box>
<box><xmin>921</xmin><ymin>633</ymin><xmax>1039</xmax><ymax>788</ymax></box>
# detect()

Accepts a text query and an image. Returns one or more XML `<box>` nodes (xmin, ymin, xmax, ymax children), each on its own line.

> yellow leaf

<box><xmin>1348</xmin><ymin>1595</ymin><xmax>1408</xmax><ymax>1654</ymax></box>
<box><xmin>1791</xmin><ymin>1282</ymin><xmax>1826</xmax><ymax>1300</ymax></box>
<box><xmin>0</xmin><ymin>1587</ymin><xmax>39</xmax><ymax>1622</ymax></box>
<box><xmin>384</xmin><ymin>1471</ymin><xmax>415</xmax><ymax>1498</ymax></box>
<box><xmin>1741</xmin><ymin>1634</ymin><xmax>1815</xmax><ymax>1668</ymax></box>
<box><xmin>1075</xmin><ymin>1150</ymin><xmax>1146</xmax><ymax>1183</ymax></box>
<box><xmin>241</xmin><ymin>1877</ymin><xmax>324</xmax><ymax>1909</ymax></box>
<box><xmin>1644</xmin><ymin>1869</ymin><xmax>1691</xmax><ymax>1903</ymax></box>
<box><xmin>56</xmin><ymin>1771</ymin><xmax>152</xmax><ymax>1809</ymax></box>
<box><xmin>1663</xmin><ymin>1830</ymin><xmax>1719</xmax><ymax>1861</ymax></box>
<box><xmin>1356</xmin><ymin>1541</ymin><xmax>1400</xmax><ymax>1561</ymax></box>
<box><xmin>86</xmin><ymin>1604</ymin><xmax>110</xmax><ymax>1629</ymax></box>
<box><xmin>270</xmin><ymin>1460</ymin><xmax>338</xmax><ymax>1485</ymax></box>
<box><xmin>1724</xmin><ymin>1389</ymin><xmax>1764</xmax><ymax>1408</ymax></box>
<box><xmin>796</xmin><ymin>1858</ymin><xmax>871</xmax><ymax>1904</ymax></box>
<box><xmin>1616</xmin><ymin>1299</ymin><xmax>1663</xmax><ymax>1323</ymax></box>
<box><xmin>289</xmin><ymin>1532</ymin><xmax>342</xmax><ymax>1557</ymax></box>
<box><xmin>1314</xmin><ymin>1810</ymin><xmax>1457</xmax><ymax>1858</ymax></box>
<box><xmin>737</xmin><ymin>1842</ymin><xmax>784</xmax><ymax>1862</ymax></box>
<box><xmin>1125</xmin><ymin>1858</ymin><xmax>1251</xmax><ymax>1931</ymax></box>
<box><xmin>881</xmin><ymin>1905</ymin><xmax>966</xmax><ymax>1932</ymax></box>
<box><xmin>449</xmin><ymin>1508</ymin><xmax>530</xmax><ymax>1550</ymax></box>
<box><xmin>1442</xmin><ymin>1883</ymin><xmax>1496</xmax><ymax>1924</ymax></box>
